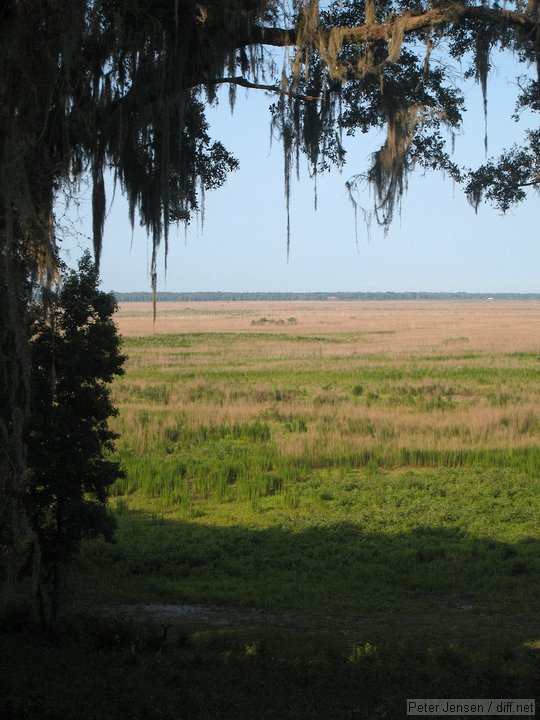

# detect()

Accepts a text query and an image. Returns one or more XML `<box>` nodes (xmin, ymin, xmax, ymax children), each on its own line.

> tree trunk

<box><xmin>0</xmin><ymin>219</ymin><xmax>37</xmax><ymax>616</ymax></box>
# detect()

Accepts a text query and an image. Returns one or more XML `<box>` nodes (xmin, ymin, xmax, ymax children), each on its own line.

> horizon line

<box><xmin>112</xmin><ymin>290</ymin><xmax>540</xmax><ymax>299</ymax></box>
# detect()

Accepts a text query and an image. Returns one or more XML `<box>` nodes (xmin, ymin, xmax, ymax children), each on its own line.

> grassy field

<box><xmin>4</xmin><ymin>301</ymin><xmax>540</xmax><ymax>719</ymax></box>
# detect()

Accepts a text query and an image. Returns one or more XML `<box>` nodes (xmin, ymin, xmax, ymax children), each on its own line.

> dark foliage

<box><xmin>2</xmin><ymin>616</ymin><xmax>539</xmax><ymax>720</ymax></box>
<box><xmin>26</xmin><ymin>252</ymin><xmax>125</xmax><ymax>625</ymax></box>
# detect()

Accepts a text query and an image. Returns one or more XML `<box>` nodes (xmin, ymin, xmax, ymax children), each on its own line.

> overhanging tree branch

<box><xmin>247</xmin><ymin>5</ymin><xmax>540</xmax><ymax>50</ymax></box>
<box><xmin>101</xmin><ymin>3</ymin><xmax>540</xmax><ymax>122</ymax></box>
<box><xmin>210</xmin><ymin>75</ymin><xmax>324</xmax><ymax>101</ymax></box>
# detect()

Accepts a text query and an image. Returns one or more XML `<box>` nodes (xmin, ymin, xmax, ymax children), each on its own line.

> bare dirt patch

<box><xmin>100</xmin><ymin>601</ymin><xmax>540</xmax><ymax>647</ymax></box>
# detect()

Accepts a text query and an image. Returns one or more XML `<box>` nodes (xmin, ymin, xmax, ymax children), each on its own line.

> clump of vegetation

<box><xmin>251</xmin><ymin>317</ymin><xmax>286</xmax><ymax>326</ymax></box>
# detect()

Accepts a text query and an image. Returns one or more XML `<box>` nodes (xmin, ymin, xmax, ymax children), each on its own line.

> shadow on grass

<box><xmin>75</xmin><ymin>509</ymin><xmax>540</xmax><ymax>641</ymax></box>
<box><xmin>3</xmin><ymin>510</ymin><xmax>540</xmax><ymax>720</ymax></box>
<box><xmin>3</xmin><ymin>616</ymin><xmax>537</xmax><ymax>720</ymax></box>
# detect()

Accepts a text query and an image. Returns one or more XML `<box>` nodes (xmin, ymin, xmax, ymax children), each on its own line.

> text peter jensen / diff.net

<box><xmin>407</xmin><ymin>699</ymin><xmax>535</xmax><ymax>716</ymax></box>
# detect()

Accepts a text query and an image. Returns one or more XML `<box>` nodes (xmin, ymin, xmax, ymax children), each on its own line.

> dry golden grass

<box><xmin>116</xmin><ymin>300</ymin><xmax>540</xmax><ymax>353</ymax></box>
<box><xmin>111</xmin><ymin>300</ymin><xmax>540</xmax><ymax>465</ymax></box>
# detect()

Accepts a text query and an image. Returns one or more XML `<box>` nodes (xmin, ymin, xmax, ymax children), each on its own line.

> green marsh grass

<box><xmin>8</xmin><ymin>304</ymin><xmax>540</xmax><ymax>719</ymax></box>
<box><xmin>73</xmin><ymin>324</ymin><xmax>540</xmax><ymax>625</ymax></box>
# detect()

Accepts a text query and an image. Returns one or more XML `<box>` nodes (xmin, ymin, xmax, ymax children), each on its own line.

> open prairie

<box><xmin>68</xmin><ymin>299</ymin><xmax>540</xmax><ymax>618</ymax></box>
<box><xmin>46</xmin><ymin>299</ymin><xmax>540</xmax><ymax>717</ymax></box>
<box><xmin>116</xmin><ymin>299</ymin><xmax>540</xmax><ymax>353</ymax></box>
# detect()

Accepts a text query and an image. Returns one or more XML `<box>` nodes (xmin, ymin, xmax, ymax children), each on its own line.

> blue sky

<box><xmin>60</xmin><ymin>51</ymin><xmax>540</xmax><ymax>293</ymax></box>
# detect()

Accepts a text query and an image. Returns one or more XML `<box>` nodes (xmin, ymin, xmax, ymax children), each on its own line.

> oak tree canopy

<box><xmin>1</xmin><ymin>0</ymin><xmax>539</xmax><ymax>611</ymax></box>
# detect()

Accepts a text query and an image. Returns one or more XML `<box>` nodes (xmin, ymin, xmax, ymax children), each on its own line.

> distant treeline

<box><xmin>114</xmin><ymin>291</ymin><xmax>540</xmax><ymax>302</ymax></box>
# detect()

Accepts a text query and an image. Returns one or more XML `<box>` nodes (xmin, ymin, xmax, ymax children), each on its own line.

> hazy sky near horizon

<box><xmin>60</xmin><ymin>51</ymin><xmax>540</xmax><ymax>294</ymax></box>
